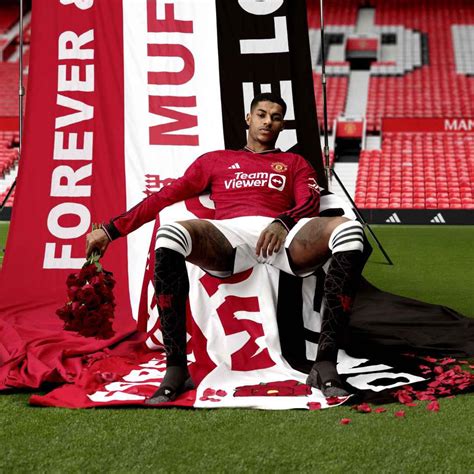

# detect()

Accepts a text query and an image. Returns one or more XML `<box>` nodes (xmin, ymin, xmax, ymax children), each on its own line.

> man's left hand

<box><xmin>256</xmin><ymin>221</ymin><xmax>288</xmax><ymax>258</ymax></box>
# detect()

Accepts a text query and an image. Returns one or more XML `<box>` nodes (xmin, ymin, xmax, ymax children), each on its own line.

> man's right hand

<box><xmin>86</xmin><ymin>228</ymin><xmax>110</xmax><ymax>258</ymax></box>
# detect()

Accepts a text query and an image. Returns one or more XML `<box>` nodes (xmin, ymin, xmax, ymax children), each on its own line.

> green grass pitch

<box><xmin>0</xmin><ymin>223</ymin><xmax>473</xmax><ymax>472</ymax></box>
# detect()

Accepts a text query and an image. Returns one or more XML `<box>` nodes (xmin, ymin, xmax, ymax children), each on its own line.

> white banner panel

<box><xmin>123</xmin><ymin>0</ymin><xmax>225</xmax><ymax>319</ymax></box>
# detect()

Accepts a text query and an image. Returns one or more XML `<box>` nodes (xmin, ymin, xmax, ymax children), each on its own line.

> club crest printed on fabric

<box><xmin>271</xmin><ymin>162</ymin><xmax>288</xmax><ymax>173</ymax></box>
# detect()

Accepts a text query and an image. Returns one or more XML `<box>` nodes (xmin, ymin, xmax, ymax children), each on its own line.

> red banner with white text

<box><xmin>0</xmin><ymin>0</ymin><xmax>137</xmax><ymax>389</ymax></box>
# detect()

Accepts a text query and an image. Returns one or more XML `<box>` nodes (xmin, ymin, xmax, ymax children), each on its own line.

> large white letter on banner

<box><xmin>238</xmin><ymin>0</ymin><xmax>284</xmax><ymax>15</ymax></box>
<box><xmin>58</xmin><ymin>30</ymin><xmax>94</xmax><ymax>60</ymax></box>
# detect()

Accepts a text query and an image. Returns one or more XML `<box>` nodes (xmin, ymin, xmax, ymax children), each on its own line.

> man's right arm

<box><xmin>86</xmin><ymin>154</ymin><xmax>213</xmax><ymax>257</ymax></box>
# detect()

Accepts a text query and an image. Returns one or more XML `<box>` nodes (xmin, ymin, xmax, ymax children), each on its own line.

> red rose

<box><xmin>66</xmin><ymin>273</ymin><xmax>80</xmax><ymax>288</ymax></box>
<box><xmin>72</xmin><ymin>303</ymin><xmax>88</xmax><ymax>320</ymax></box>
<box><xmin>98</xmin><ymin>286</ymin><xmax>115</xmax><ymax>304</ymax></box>
<box><xmin>79</xmin><ymin>285</ymin><xmax>101</xmax><ymax>309</ymax></box>
<box><xmin>95</xmin><ymin>320</ymin><xmax>115</xmax><ymax>339</ymax></box>
<box><xmin>67</xmin><ymin>286</ymin><xmax>80</xmax><ymax>301</ymax></box>
<box><xmin>56</xmin><ymin>304</ymin><xmax>73</xmax><ymax>323</ymax></box>
<box><xmin>90</xmin><ymin>273</ymin><xmax>105</xmax><ymax>287</ymax></box>
<box><xmin>104</xmin><ymin>272</ymin><xmax>116</xmax><ymax>289</ymax></box>
<box><xmin>58</xmin><ymin>258</ymin><xmax>116</xmax><ymax>339</ymax></box>
<box><xmin>98</xmin><ymin>304</ymin><xmax>114</xmax><ymax>321</ymax></box>
<box><xmin>80</xmin><ymin>310</ymin><xmax>104</xmax><ymax>335</ymax></box>
<box><xmin>79</xmin><ymin>264</ymin><xmax>99</xmax><ymax>282</ymax></box>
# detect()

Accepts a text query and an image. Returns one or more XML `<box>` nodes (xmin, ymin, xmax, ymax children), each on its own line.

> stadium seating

<box><xmin>366</xmin><ymin>0</ymin><xmax>474</xmax><ymax>131</ymax></box>
<box><xmin>307</xmin><ymin>0</ymin><xmax>360</xmax><ymax>28</ymax></box>
<box><xmin>0</xmin><ymin>64</ymin><xmax>21</xmax><ymax>117</ymax></box>
<box><xmin>313</xmin><ymin>73</ymin><xmax>349</xmax><ymax>131</ymax></box>
<box><xmin>0</xmin><ymin>4</ymin><xmax>19</xmax><ymax>35</ymax></box>
<box><xmin>355</xmin><ymin>133</ymin><xmax>474</xmax><ymax>209</ymax></box>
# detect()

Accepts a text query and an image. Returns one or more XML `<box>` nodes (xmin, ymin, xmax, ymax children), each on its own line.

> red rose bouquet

<box><xmin>56</xmin><ymin>249</ymin><xmax>116</xmax><ymax>340</ymax></box>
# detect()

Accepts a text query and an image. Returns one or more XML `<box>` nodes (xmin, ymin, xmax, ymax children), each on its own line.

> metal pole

<box><xmin>318</xmin><ymin>0</ymin><xmax>393</xmax><ymax>265</ymax></box>
<box><xmin>319</xmin><ymin>0</ymin><xmax>331</xmax><ymax>189</ymax></box>
<box><xmin>0</xmin><ymin>0</ymin><xmax>24</xmax><ymax>212</ymax></box>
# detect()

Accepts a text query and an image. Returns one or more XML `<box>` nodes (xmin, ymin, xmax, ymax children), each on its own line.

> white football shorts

<box><xmin>203</xmin><ymin>215</ymin><xmax>318</xmax><ymax>278</ymax></box>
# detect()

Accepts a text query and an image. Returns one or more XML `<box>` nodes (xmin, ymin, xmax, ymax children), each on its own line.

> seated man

<box><xmin>86</xmin><ymin>92</ymin><xmax>365</xmax><ymax>402</ymax></box>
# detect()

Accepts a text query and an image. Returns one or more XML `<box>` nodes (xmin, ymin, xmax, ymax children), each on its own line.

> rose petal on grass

<box><xmin>340</xmin><ymin>418</ymin><xmax>351</xmax><ymax>425</ymax></box>
<box><xmin>427</xmin><ymin>400</ymin><xmax>440</xmax><ymax>412</ymax></box>
<box><xmin>375</xmin><ymin>407</ymin><xmax>387</xmax><ymax>413</ymax></box>
<box><xmin>354</xmin><ymin>403</ymin><xmax>372</xmax><ymax>413</ymax></box>
<box><xmin>395</xmin><ymin>410</ymin><xmax>405</xmax><ymax>417</ymax></box>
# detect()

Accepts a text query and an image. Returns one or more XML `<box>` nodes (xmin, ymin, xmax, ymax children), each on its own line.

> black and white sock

<box><xmin>316</xmin><ymin>221</ymin><xmax>365</xmax><ymax>364</ymax></box>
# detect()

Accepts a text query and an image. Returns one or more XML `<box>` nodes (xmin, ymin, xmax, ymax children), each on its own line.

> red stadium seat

<box><xmin>355</xmin><ymin>132</ymin><xmax>474</xmax><ymax>210</ymax></box>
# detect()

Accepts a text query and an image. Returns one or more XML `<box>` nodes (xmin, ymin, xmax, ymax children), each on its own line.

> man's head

<box><xmin>246</xmin><ymin>93</ymin><xmax>287</xmax><ymax>152</ymax></box>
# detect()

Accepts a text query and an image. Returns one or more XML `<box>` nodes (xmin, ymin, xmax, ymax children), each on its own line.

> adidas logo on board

<box><xmin>430</xmin><ymin>213</ymin><xmax>446</xmax><ymax>224</ymax></box>
<box><xmin>386</xmin><ymin>213</ymin><xmax>401</xmax><ymax>223</ymax></box>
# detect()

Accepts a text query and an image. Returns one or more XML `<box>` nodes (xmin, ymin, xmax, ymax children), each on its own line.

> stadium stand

<box><xmin>313</xmin><ymin>73</ymin><xmax>349</xmax><ymax>130</ymax></box>
<box><xmin>307</xmin><ymin>0</ymin><xmax>474</xmax><ymax>219</ymax></box>
<box><xmin>355</xmin><ymin>133</ymin><xmax>474</xmax><ymax>210</ymax></box>
<box><xmin>0</xmin><ymin>1</ymin><xmax>29</xmax><ymax>212</ymax></box>
<box><xmin>307</xmin><ymin>0</ymin><xmax>360</xmax><ymax>28</ymax></box>
<box><xmin>0</xmin><ymin>64</ymin><xmax>20</xmax><ymax>117</ymax></box>
<box><xmin>0</xmin><ymin>4</ymin><xmax>19</xmax><ymax>35</ymax></box>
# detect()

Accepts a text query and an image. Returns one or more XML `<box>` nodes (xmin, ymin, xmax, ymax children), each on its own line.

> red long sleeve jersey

<box><xmin>106</xmin><ymin>149</ymin><xmax>320</xmax><ymax>239</ymax></box>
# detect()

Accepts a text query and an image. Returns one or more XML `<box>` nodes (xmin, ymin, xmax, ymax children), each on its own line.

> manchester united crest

<box><xmin>343</xmin><ymin>123</ymin><xmax>357</xmax><ymax>135</ymax></box>
<box><xmin>271</xmin><ymin>162</ymin><xmax>288</xmax><ymax>172</ymax></box>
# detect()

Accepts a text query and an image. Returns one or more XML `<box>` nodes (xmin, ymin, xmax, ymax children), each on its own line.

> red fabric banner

<box><xmin>0</xmin><ymin>0</ymin><xmax>135</xmax><ymax>390</ymax></box>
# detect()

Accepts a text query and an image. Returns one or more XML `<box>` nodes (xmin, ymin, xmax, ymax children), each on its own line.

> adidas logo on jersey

<box><xmin>228</xmin><ymin>163</ymin><xmax>240</xmax><ymax>169</ymax></box>
<box><xmin>386</xmin><ymin>213</ymin><xmax>401</xmax><ymax>223</ymax></box>
<box><xmin>430</xmin><ymin>213</ymin><xmax>446</xmax><ymax>224</ymax></box>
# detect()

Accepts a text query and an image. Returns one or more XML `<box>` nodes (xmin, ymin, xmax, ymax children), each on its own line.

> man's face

<box><xmin>246</xmin><ymin>100</ymin><xmax>285</xmax><ymax>148</ymax></box>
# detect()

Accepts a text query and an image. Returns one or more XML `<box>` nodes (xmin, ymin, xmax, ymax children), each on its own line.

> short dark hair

<box><xmin>250</xmin><ymin>93</ymin><xmax>287</xmax><ymax>117</ymax></box>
